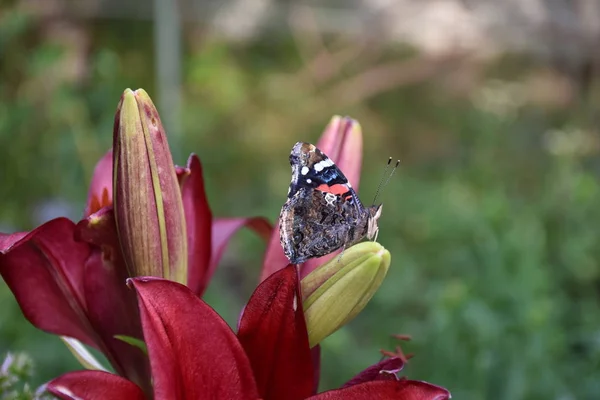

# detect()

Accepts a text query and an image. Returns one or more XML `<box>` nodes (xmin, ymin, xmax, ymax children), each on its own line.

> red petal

<box><xmin>0</xmin><ymin>218</ymin><xmax>96</xmax><ymax>346</ymax></box>
<box><xmin>0</xmin><ymin>232</ymin><xmax>27</xmax><ymax>249</ymax></box>
<box><xmin>47</xmin><ymin>370</ymin><xmax>145</xmax><ymax>400</ymax></box>
<box><xmin>177</xmin><ymin>154</ymin><xmax>213</xmax><ymax>296</ymax></box>
<box><xmin>83</xmin><ymin>250</ymin><xmax>151</xmax><ymax>392</ymax></box>
<box><xmin>2</xmin><ymin>216</ymin><xmax>151</xmax><ymax>390</ymax></box>
<box><xmin>76</xmin><ymin>209</ymin><xmax>151</xmax><ymax>390</ymax></box>
<box><xmin>342</xmin><ymin>357</ymin><xmax>405</xmax><ymax>388</ymax></box>
<box><xmin>209</xmin><ymin>217</ymin><xmax>271</xmax><ymax>290</ymax></box>
<box><xmin>76</xmin><ymin>207</ymin><xmax>123</xmax><ymax>265</ymax></box>
<box><xmin>130</xmin><ymin>277</ymin><xmax>259</xmax><ymax>399</ymax></box>
<box><xmin>309</xmin><ymin>379</ymin><xmax>451</xmax><ymax>400</ymax></box>
<box><xmin>85</xmin><ymin>149</ymin><xmax>113</xmax><ymax>217</ymax></box>
<box><xmin>312</xmin><ymin>346</ymin><xmax>321</xmax><ymax>395</ymax></box>
<box><xmin>260</xmin><ymin>222</ymin><xmax>290</xmax><ymax>282</ymax></box>
<box><xmin>238</xmin><ymin>265</ymin><xmax>314</xmax><ymax>400</ymax></box>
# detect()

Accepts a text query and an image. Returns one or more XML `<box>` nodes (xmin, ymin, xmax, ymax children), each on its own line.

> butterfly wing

<box><xmin>279</xmin><ymin>142</ymin><xmax>369</xmax><ymax>264</ymax></box>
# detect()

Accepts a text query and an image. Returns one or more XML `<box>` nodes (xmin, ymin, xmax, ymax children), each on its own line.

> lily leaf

<box><xmin>114</xmin><ymin>335</ymin><xmax>148</xmax><ymax>355</ymax></box>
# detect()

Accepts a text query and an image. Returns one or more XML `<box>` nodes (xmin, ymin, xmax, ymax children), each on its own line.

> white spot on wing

<box><xmin>325</xmin><ymin>192</ymin><xmax>336</xmax><ymax>205</ymax></box>
<box><xmin>314</xmin><ymin>159</ymin><xmax>332</xmax><ymax>172</ymax></box>
<box><xmin>287</xmin><ymin>186</ymin><xmax>291</xmax><ymax>194</ymax></box>
<box><xmin>301</xmin><ymin>166</ymin><xmax>309</xmax><ymax>175</ymax></box>
<box><xmin>306</xmin><ymin>178</ymin><xmax>312</xmax><ymax>184</ymax></box>
<box><xmin>347</xmin><ymin>182</ymin><xmax>352</xmax><ymax>188</ymax></box>
<box><xmin>292</xmin><ymin>293</ymin><xmax>298</xmax><ymax>311</ymax></box>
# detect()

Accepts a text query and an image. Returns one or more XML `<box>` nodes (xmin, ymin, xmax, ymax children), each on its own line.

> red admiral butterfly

<box><xmin>279</xmin><ymin>142</ymin><xmax>383</xmax><ymax>265</ymax></box>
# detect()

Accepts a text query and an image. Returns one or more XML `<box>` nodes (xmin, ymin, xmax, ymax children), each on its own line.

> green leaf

<box><xmin>114</xmin><ymin>335</ymin><xmax>148</xmax><ymax>355</ymax></box>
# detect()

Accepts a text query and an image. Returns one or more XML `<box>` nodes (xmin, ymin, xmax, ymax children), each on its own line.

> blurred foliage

<box><xmin>1</xmin><ymin>3</ymin><xmax>600</xmax><ymax>400</ymax></box>
<box><xmin>0</xmin><ymin>353</ymin><xmax>51</xmax><ymax>399</ymax></box>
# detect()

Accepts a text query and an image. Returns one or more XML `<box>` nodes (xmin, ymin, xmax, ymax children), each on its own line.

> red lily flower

<box><xmin>0</xmin><ymin>90</ymin><xmax>270</xmax><ymax>394</ymax></box>
<box><xmin>261</xmin><ymin>116</ymin><xmax>364</xmax><ymax>283</ymax></box>
<box><xmin>47</xmin><ymin>265</ymin><xmax>451</xmax><ymax>400</ymax></box>
<box><xmin>2</xmin><ymin>89</ymin><xmax>448</xmax><ymax>399</ymax></box>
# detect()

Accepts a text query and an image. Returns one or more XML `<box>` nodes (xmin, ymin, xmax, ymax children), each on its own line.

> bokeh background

<box><xmin>2</xmin><ymin>0</ymin><xmax>600</xmax><ymax>399</ymax></box>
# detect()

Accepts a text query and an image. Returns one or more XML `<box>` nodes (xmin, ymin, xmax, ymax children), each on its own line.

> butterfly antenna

<box><xmin>382</xmin><ymin>159</ymin><xmax>400</xmax><ymax>191</ymax></box>
<box><xmin>371</xmin><ymin>157</ymin><xmax>392</xmax><ymax>206</ymax></box>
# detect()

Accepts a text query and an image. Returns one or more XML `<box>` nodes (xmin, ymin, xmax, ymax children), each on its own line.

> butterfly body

<box><xmin>279</xmin><ymin>142</ymin><xmax>382</xmax><ymax>264</ymax></box>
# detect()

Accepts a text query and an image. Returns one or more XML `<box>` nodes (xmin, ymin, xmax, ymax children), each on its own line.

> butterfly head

<box><xmin>366</xmin><ymin>204</ymin><xmax>382</xmax><ymax>242</ymax></box>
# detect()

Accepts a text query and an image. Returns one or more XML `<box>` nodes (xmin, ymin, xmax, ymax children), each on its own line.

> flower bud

<box><xmin>113</xmin><ymin>89</ymin><xmax>188</xmax><ymax>284</ymax></box>
<box><xmin>301</xmin><ymin>242</ymin><xmax>391</xmax><ymax>347</ymax></box>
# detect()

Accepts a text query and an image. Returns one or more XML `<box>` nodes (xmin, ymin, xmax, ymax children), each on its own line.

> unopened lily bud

<box><xmin>113</xmin><ymin>89</ymin><xmax>188</xmax><ymax>284</ymax></box>
<box><xmin>301</xmin><ymin>242</ymin><xmax>391</xmax><ymax>347</ymax></box>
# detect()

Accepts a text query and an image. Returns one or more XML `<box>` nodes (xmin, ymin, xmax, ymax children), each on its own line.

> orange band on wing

<box><xmin>316</xmin><ymin>183</ymin><xmax>349</xmax><ymax>195</ymax></box>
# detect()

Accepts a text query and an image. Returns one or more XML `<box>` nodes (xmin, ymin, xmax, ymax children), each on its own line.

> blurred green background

<box><xmin>2</xmin><ymin>1</ymin><xmax>600</xmax><ymax>399</ymax></box>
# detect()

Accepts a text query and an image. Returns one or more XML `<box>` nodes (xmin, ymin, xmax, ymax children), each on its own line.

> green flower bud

<box><xmin>113</xmin><ymin>89</ymin><xmax>188</xmax><ymax>284</ymax></box>
<box><xmin>301</xmin><ymin>242</ymin><xmax>391</xmax><ymax>347</ymax></box>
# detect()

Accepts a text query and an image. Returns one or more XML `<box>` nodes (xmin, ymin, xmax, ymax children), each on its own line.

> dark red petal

<box><xmin>76</xmin><ymin>207</ymin><xmax>136</xmax><ymax>300</ymax></box>
<box><xmin>0</xmin><ymin>232</ymin><xmax>27</xmax><ymax>249</ymax></box>
<box><xmin>312</xmin><ymin>346</ymin><xmax>321</xmax><ymax>395</ymax></box>
<box><xmin>76</xmin><ymin>207</ymin><xmax>123</xmax><ymax>263</ymax></box>
<box><xmin>177</xmin><ymin>154</ymin><xmax>213</xmax><ymax>296</ymax></box>
<box><xmin>83</xmin><ymin>250</ymin><xmax>151</xmax><ymax>393</ymax></box>
<box><xmin>76</xmin><ymin>210</ymin><xmax>151</xmax><ymax>391</ymax></box>
<box><xmin>130</xmin><ymin>277</ymin><xmax>259</xmax><ymax>399</ymax></box>
<box><xmin>308</xmin><ymin>379</ymin><xmax>451</xmax><ymax>400</ymax></box>
<box><xmin>342</xmin><ymin>357</ymin><xmax>405</xmax><ymax>388</ymax></box>
<box><xmin>47</xmin><ymin>370</ymin><xmax>145</xmax><ymax>400</ymax></box>
<box><xmin>210</xmin><ymin>217</ymin><xmax>271</xmax><ymax>288</ymax></box>
<box><xmin>238</xmin><ymin>265</ymin><xmax>314</xmax><ymax>400</ymax></box>
<box><xmin>260</xmin><ymin>222</ymin><xmax>290</xmax><ymax>282</ymax></box>
<box><xmin>85</xmin><ymin>149</ymin><xmax>113</xmax><ymax>217</ymax></box>
<box><xmin>0</xmin><ymin>218</ymin><xmax>97</xmax><ymax>347</ymax></box>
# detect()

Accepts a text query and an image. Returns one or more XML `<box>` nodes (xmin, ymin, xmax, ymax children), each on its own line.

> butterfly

<box><xmin>279</xmin><ymin>142</ymin><xmax>382</xmax><ymax>264</ymax></box>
